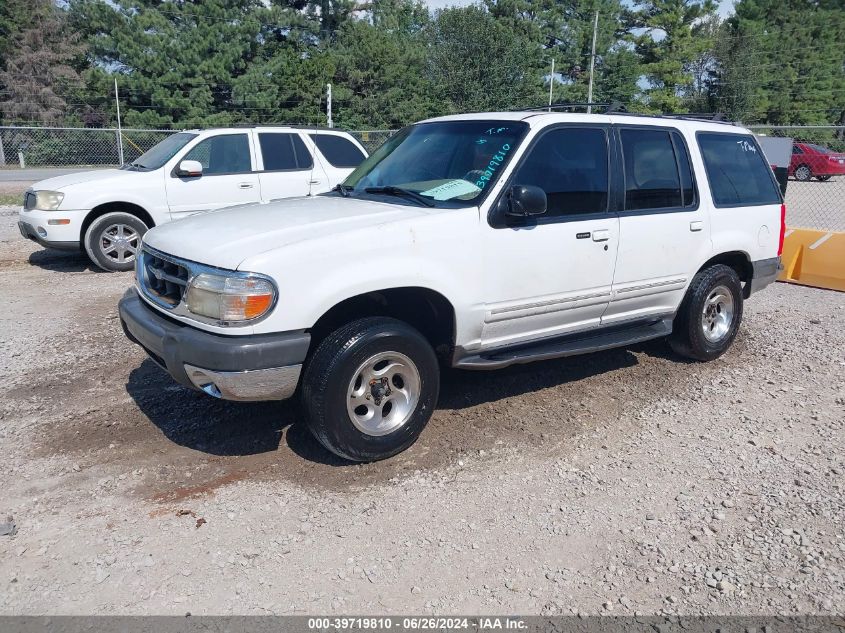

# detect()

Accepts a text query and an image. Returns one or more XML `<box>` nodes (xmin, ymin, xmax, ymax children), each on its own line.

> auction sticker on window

<box><xmin>420</xmin><ymin>180</ymin><xmax>482</xmax><ymax>201</ymax></box>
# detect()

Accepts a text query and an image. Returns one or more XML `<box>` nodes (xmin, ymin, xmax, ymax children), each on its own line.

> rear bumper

<box><xmin>118</xmin><ymin>288</ymin><xmax>310</xmax><ymax>401</ymax></box>
<box><xmin>748</xmin><ymin>256</ymin><xmax>781</xmax><ymax>296</ymax></box>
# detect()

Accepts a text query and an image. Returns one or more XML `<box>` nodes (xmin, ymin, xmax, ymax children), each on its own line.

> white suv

<box><xmin>119</xmin><ymin>111</ymin><xmax>784</xmax><ymax>461</ymax></box>
<box><xmin>18</xmin><ymin>126</ymin><xmax>367</xmax><ymax>271</ymax></box>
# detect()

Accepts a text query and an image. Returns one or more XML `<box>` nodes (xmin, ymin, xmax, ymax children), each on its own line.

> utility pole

<box><xmin>326</xmin><ymin>83</ymin><xmax>333</xmax><ymax>129</ymax></box>
<box><xmin>114</xmin><ymin>77</ymin><xmax>125</xmax><ymax>166</ymax></box>
<box><xmin>548</xmin><ymin>58</ymin><xmax>555</xmax><ymax>111</ymax></box>
<box><xmin>586</xmin><ymin>11</ymin><xmax>599</xmax><ymax>113</ymax></box>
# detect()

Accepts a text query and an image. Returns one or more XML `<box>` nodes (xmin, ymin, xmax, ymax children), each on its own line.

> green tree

<box><xmin>731</xmin><ymin>0</ymin><xmax>845</xmax><ymax>124</ymax></box>
<box><xmin>630</xmin><ymin>0</ymin><xmax>718</xmax><ymax>113</ymax></box>
<box><xmin>68</xmin><ymin>0</ymin><xmax>272</xmax><ymax>128</ymax></box>
<box><xmin>426</xmin><ymin>5</ymin><xmax>542</xmax><ymax>113</ymax></box>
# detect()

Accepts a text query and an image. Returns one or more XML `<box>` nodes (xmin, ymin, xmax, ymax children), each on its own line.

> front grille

<box><xmin>23</xmin><ymin>191</ymin><xmax>35</xmax><ymax>210</ymax></box>
<box><xmin>139</xmin><ymin>247</ymin><xmax>190</xmax><ymax>307</ymax></box>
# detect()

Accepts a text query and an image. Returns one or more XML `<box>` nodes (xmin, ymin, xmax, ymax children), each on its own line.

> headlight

<box><xmin>34</xmin><ymin>190</ymin><xmax>64</xmax><ymax>210</ymax></box>
<box><xmin>185</xmin><ymin>273</ymin><xmax>276</xmax><ymax>323</ymax></box>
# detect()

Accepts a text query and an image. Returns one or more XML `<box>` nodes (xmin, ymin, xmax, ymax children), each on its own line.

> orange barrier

<box><xmin>778</xmin><ymin>228</ymin><xmax>845</xmax><ymax>292</ymax></box>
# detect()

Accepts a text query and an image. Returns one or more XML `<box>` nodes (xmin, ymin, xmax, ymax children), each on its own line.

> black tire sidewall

<box><xmin>678</xmin><ymin>266</ymin><xmax>743</xmax><ymax>361</ymax></box>
<box><xmin>303</xmin><ymin>319</ymin><xmax>440</xmax><ymax>462</ymax></box>
<box><xmin>85</xmin><ymin>212</ymin><xmax>148</xmax><ymax>272</ymax></box>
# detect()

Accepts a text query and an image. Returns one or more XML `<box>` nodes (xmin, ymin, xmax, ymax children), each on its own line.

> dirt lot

<box><xmin>1</xmin><ymin>205</ymin><xmax>844</xmax><ymax>616</ymax></box>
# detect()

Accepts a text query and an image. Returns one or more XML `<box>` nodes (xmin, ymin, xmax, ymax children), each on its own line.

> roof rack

<box><xmin>516</xmin><ymin>101</ymin><xmax>627</xmax><ymax>113</ymax></box>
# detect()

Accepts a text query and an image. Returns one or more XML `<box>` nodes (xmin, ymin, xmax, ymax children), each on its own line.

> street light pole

<box><xmin>586</xmin><ymin>11</ymin><xmax>599</xmax><ymax>113</ymax></box>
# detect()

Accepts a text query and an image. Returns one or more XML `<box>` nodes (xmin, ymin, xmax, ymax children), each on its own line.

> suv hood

<box><xmin>142</xmin><ymin>195</ymin><xmax>429</xmax><ymax>271</ymax></box>
<box><xmin>32</xmin><ymin>168</ymin><xmax>134</xmax><ymax>191</ymax></box>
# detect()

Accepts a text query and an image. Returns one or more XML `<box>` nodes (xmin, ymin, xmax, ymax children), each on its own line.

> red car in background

<box><xmin>789</xmin><ymin>142</ymin><xmax>845</xmax><ymax>181</ymax></box>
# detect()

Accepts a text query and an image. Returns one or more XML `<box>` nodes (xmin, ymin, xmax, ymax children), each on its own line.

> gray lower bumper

<box><xmin>18</xmin><ymin>220</ymin><xmax>79</xmax><ymax>251</ymax></box>
<box><xmin>119</xmin><ymin>288</ymin><xmax>310</xmax><ymax>401</ymax></box>
<box><xmin>748</xmin><ymin>256</ymin><xmax>781</xmax><ymax>296</ymax></box>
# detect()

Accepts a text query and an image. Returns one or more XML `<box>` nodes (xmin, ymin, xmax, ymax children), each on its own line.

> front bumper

<box><xmin>18</xmin><ymin>207</ymin><xmax>89</xmax><ymax>251</ymax></box>
<box><xmin>748</xmin><ymin>256</ymin><xmax>781</xmax><ymax>296</ymax></box>
<box><xmin>119</xmin><ymin>288</ymin><xmax>310</xmax><ymax>401</ymax></box>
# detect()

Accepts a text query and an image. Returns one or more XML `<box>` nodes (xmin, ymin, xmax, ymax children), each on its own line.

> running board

<box><xmin>455</xmin><ymin>318</ymin><xmax>673</xmax><ymax>370</ymax></box>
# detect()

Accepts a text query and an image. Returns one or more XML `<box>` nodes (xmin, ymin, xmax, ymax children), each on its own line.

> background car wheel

<box><xmin>794</xmin><ymin>164</ymin><xmax>812</xmax><ymax>181</ymax></box>
<box><xmin>817</xmin><ymin>175</ymin><xmax>832</xmax><ymax>182</ymax></box>
<box><xmin>84</xmin><ymin>211</ymin><xmax>147</xmax><ymax>272</ymax></box>
<box><xmin>669</xmin><ymin>264</ymin><xmax>743</xmax><ymax>362</ymax></box>
<box><xmin>301</xmin><ymin>317</ymin><xmax>440</xmax><ymax>462</ymax></box>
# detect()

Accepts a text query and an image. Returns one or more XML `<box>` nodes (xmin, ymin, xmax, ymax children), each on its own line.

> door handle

<box><xmin>690</xmin><ymin>220</ymin><xmax>704</xmax><ymax>232</ymax></box>
<box><xmin>309</xmin><ymin>179</ymin><xmax>321</xmax><ymax>185</ymax></box>
<box><xmin>591</xmin><ymin>229</ymin><xmax>610</xmax><ymax>242</ymax></box>
<box><xmin>238</xmin><ymin>182</ymin><xmax>254</xmax><ymax>189</ymax></box>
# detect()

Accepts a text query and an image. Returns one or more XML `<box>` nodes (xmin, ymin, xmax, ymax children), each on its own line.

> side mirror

<box><xmin>176</xmin><ymin>160</ymin><xmax>203</xmax><ymax>178</ymax></box>
<box><xmin>505</xmin><ymin>184</ymin><xmax>547</xmax><ymax>217</ymax></box>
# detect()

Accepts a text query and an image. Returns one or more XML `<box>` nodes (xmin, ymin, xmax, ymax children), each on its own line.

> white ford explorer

<box><xmin>18</xmin><ymin>126</ymin><xmax>367</xmax><ymax>271</ymax></box>
<box><xmin>119</xmin><ymin>111</ymin><xmax>784</xmax><ymax>462</ymax></box>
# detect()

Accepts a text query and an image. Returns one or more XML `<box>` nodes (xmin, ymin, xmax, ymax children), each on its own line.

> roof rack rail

<box><xmin>516</xmin><ymin>102</ymin><xmax>624</xmax><ymax>113</ymax></box>
<box><xmin>660</xmin><ymin>112</ymin><xmax>728</xmax><ymax>122</ymax></box>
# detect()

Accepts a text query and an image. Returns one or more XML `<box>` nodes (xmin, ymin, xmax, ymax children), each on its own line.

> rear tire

<box><xmin>84</xmin><ymin>211</ymin><xmax>147</xmax><ymax>272</ymax></box>
<box><xmin>669</xmin><ymin>264</ymin><xmax>743</xmax><ymax>362</ymax></box>
<box><xmin>301</xmin><ymin>317</ymin><xmax>440</xmax><ymax>462</ymax></box>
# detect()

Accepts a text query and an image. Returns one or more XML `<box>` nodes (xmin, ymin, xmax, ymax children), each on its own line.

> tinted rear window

<box><xmin>697</xmin><ymin>133</ymin><xmax>781</xmax><ymax>207</ymax></box>
<box><xmin>259</xmin><ymin>133</ymin><xmax>313</xmax><ymax>170</ymax></box>
<box><xmin>310</xmin><ymin>134</ymin><xmax>366</xmax><ymax>168</ymax></box>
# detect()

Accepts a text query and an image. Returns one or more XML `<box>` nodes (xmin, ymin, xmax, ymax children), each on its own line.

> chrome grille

<box><xmin>138</xmin><ymin>246</ymin><xmax>190</xmax><ymax>308</ymax></box>
<box><xmin>23</xmin><ymin>191</ymin><xmax>35</xmax><ymax>210</ymax></box>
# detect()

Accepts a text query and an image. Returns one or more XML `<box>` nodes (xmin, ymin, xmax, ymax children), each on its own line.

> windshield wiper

<box><xmin>364</xmin><ymin>186</ymin><xmax>435</xmax><ymax>207</ymax></box>
<box><xmin>333</xmin><ymin>183</ymin><xmax>352</xmax><ymax>197</ymax></box>
<box><xmin>127</xmin><ymin>162</ymin><xmax>147</xmax><ymax>170</ymax></box>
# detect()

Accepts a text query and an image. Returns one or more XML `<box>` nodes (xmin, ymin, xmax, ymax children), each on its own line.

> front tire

<box><xmin>794</xmin><ymin>164</ymin><xmax>812</xmax><ymax>182</ymax></box>
<box><xmin>301</xmin><ymin>317</ymin><xmax>440</xmax><ymax>462</ymax></box>
<box><xmin>669</xmin><ymin>264</ymin><xmax>743</xmax><ymax>362</ymax></box>
<box><xmin>84</xmin><ymin>211</ymin><xmax>147</xmax><ymax>272</ymax></box>
<box><xmin>817</xmin><ymin>175</ymin><xmax>832</xmax><ymax>182</ymax></box>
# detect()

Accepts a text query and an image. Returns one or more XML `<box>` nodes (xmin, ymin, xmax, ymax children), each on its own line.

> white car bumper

<box><xmin>18</xmin><ymin>207</ymin><xmax>89</xmax><ymax>250</ymax></box>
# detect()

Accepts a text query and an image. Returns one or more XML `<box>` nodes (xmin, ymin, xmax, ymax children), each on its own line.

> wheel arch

<box><xmin>697</xmin><ymin>251</ymin><xmax>754</xmax><ymax>298</ymax></box>
<box><xmin>308</xmin><ymin>287</ymin><xmax>457</xmax><ymax>361</ymax></box>
<box><xmin>80</xmin><ymin>202</ymin><xmax>155</xmax><ymax>243</ymax></box>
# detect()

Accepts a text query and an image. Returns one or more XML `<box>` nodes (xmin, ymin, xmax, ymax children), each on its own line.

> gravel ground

<box><xmin>0</xmin><ymin>205</ymin><xmax>844</xmax><ymax>616</ymax></box>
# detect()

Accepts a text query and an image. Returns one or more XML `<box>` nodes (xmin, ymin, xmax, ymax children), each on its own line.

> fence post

<box><xmin>0</xmin><ymin>132</ymin><xmax>5</xmax><ymax>166</ymax></box>
<box><xmin>18</xmin><ymin>151</ymin><xmax>26</xmax><ymax>169</ymax></box>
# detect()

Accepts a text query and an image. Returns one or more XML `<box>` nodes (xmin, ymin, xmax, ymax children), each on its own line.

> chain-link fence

<box><xmin>749</xmin><ymin>125</ymin><xmax>845</xmax><ymax>232</ymax></box>
<box><xmin>0</xmin><ymin>126</ymin><xmax>174</xmax><ymax>168</ymax></box>
<box><xmin>0</xmin><ymin>126</ymin><xmax>396</xmax><ymax>169</ymax></box>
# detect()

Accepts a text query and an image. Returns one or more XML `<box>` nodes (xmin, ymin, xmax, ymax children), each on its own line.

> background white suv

<box><xmin>17</xmin><ymin>126</ymin><xmax>368</xmax><ymax>271</ymax></box>
<box><xmin>119</xmin><ymin>112</ymin><xmax>784</xmax><ymax>462</ymax></box>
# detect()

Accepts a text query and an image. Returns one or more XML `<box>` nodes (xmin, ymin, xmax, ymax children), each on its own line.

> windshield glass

<box><xmin>343</xmin><ymin>120</ymin><xmax>529</xmax><ymax>206</ymax></box>
<box><xmin>127</xmin><ymin>132</ymin><xmax>197</xmax><ymax>170</ymax></box>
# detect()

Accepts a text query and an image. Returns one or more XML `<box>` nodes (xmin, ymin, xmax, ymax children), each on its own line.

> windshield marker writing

<box><xmin>476</xmin><ymin>143</ymin><xmax>512</xmax><ymax>189</ymax></box>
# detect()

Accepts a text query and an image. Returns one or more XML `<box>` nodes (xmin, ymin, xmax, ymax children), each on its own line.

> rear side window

<box><xmin>621</xmin><ymin>128</ymin><xmax>696</xmax><ymax>211</ymax></box>
<box><xmin>510</xmin><ymin>127</ymin><xmax>609</xmax><ymax>217</ymax></box>
<box><xmin>697</xmin><ymin>133</ymin><xmax>782</xmax><ymax>207</ymax></box>
<box><xmin>259</xmin><ymin>133</ymin><xmax>313</xmax><ymax>171</ymax></box>
<box><xmin>310</xmin><ymin>134</ymin><xmax>366</xmax><ymax>168</ymax></box>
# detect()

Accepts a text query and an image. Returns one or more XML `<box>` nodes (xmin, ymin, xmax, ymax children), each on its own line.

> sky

<box><xmin>422</xmin><ymin>0</ymin><xmax>738</xmax><ymax>17</ymax></box>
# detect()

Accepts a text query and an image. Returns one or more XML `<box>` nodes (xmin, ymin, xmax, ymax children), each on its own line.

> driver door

<box><xmin>481</xmin><ymin>125</ymin><xmax>619</xmax><ymax>349</ymax></box>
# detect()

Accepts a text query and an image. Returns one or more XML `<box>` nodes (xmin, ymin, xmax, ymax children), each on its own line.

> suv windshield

<box><xmin>342</xmin><ymin>120</ymin><xmax>529</xmax><ymax>206</ymax></box>
<box><xmin>124</xmin><ymin>132</ymin><xmax>197</xmax><ymax>171</ymax></box>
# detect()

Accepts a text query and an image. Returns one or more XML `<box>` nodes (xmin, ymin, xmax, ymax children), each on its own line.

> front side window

<box><xmin>310</xmin><ymin>133</ymin><xmax>366</xmax><ymax>168</ymax></box>
<box><xmin>621</xmin><ymin>128</ymin><xmax>689</xmax><ymax>211</ymax></box>
<box><xmin>697</xmin><ymin>132</ymin><xmax>782</xmax><ymax>207</ymax></box>
<box><xmin>510</xmin><ymin>127</ymin><xmax>609</xmax><ymax>217</ymax></box>
<box><xmin>129</xmin><ymin>132</ymin><xmax>197</xmax><ymax>170</ymax></box>
<box><xmin>343</xmin><ymin>120</ymin><xmax>529</xmax><ymax>206</ymax></box>
<box><xmin>258</xmin><ymin>133</ymin><xmax>313</xmax><ymax>171</ymax></box>
<box><xmin>182</xmin><ymin>134</ymin><xmax>251</xmax><ymax>175</ymax></box>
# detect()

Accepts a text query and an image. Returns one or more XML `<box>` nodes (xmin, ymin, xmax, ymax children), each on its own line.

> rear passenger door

<box><xmin>309</xmin><ymin>132</ymin><xmax>367</xmax><ymax>188</ymax></box>
<box><xmin>255</xmin><ymin>132</ymin><xmax>324</xmax><ymax>201</ymax></box>
<box><xmin>602</xmin><ymin>126</ymin><xmax>711</xmax><ymax>326</ymax></box>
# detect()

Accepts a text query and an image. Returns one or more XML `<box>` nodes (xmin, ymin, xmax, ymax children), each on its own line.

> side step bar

<box><xmin>455</xmin><ymin>318</ymin><xmax>673</xmax><ymax>370</ymax></box>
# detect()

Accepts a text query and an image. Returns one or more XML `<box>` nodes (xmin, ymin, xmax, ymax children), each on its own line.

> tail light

<box><xmin>777</xmin><ymin>203</ymin><xmax>786</xmax><ymax>256</ymax></box>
